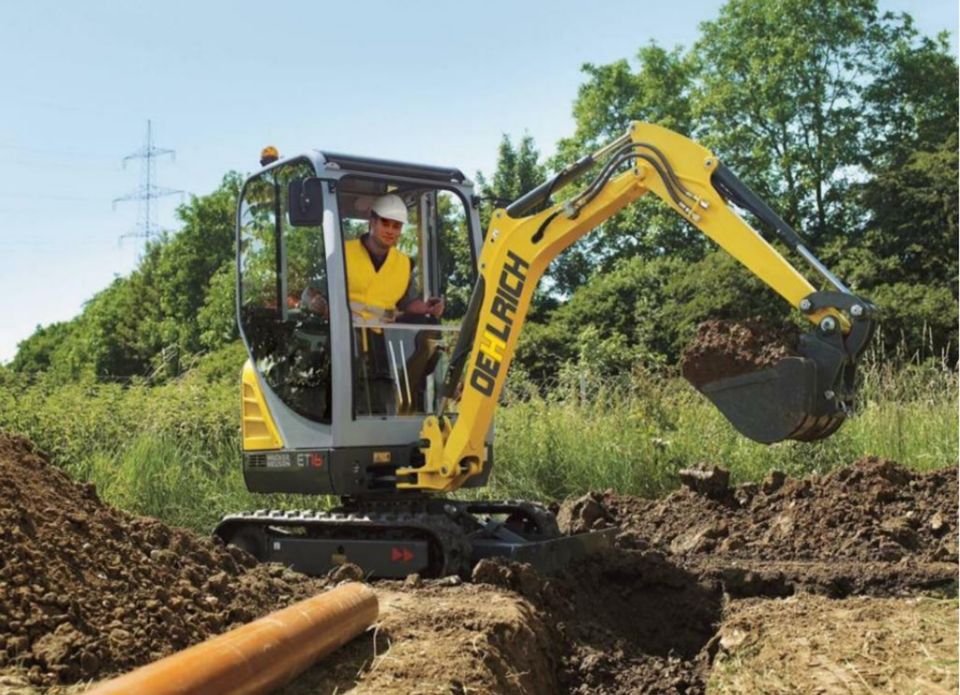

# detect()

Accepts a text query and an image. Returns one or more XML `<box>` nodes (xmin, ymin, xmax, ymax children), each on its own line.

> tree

<box><xmin>856</xmin><ymin>135</ymin><xmax>959</xmax><ymax>287</ymax></box>
<box><xmin>476</xmin><ymin>133</ymin><xmax>546</xmax><ymax>229</ymax></box>
<box><xmin>857</xmin><ymin>26</ymin><xmax>958</xmax><ymax>288</ymax></box>
<box><xmin>197</xmin><ymin>261</ymin><xmax>239</xmax><ymax>351</ymax></box>
<box><xmin>151</xmin><ymin>173</ymin><xmax>242</xmax><ymax>356</ymax></box>
<box><xmin>832</xmin><ymin>24</ymin><xmax>959</xmax><ymax>360</ymax></box>
<box><xmin>475</xmin><ymin>134</ymin><xmax>555</xmax><ymax>316</ymax></box>
<box><xmin>863</xmin><ymin>24</ymin><xmax>958</xmax><ymax>166</ymax></box>
<box><xmin>693</xmin><ymin>0</ymin><xmax>903</xmax><ymax>246</ymax></box>
<box><xmin>9</xmin><ymin>321</ymin><xmax>77</xmax><ymax>375</ymax></box>
<box><xmin>555</xmin><ymin>44</ymin><xmax>698</xmax><ymax>157</ymax></box>
<box><xmin>435</xmin><ymin>192</ymin><xmax>475</xmax><ymax>320</ymax></box>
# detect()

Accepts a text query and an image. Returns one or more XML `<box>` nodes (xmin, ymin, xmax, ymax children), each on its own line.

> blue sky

<box><xmin>1</xmin><ymin>0</ymin><xmax>955</xmax><ymax>362</ymax></box>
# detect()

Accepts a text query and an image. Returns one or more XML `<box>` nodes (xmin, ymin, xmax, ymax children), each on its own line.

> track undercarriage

<box><xmin>214</xmin><ymin>498</ymin><xmax>615</xmax><ymax>578</ymax></box>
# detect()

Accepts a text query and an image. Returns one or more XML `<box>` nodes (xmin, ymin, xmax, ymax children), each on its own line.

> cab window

<box><xmin>238</xmin><ymin>159</ymin><xmax>331</xmax><ymax>423</ymax></box>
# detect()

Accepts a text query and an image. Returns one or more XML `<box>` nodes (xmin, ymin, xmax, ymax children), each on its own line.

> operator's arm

<box><xmin>400</xmin><ymin>122</ymin><xmax>874</xmax><ymax>492</ymax></box>
<box><xmin>397</xmin><ymin>259</ymin><xmax>444</xmax><ymax>318</ymax></box>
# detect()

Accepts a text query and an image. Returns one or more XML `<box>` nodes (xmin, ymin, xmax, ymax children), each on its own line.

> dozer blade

<box><xmin>700</xmin><ymin>335</ymin><xmax>853</xmax><ymax>444</ymax></box>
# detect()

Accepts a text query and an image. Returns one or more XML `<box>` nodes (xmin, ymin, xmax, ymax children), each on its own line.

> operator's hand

<box><xmin>426</xmin><ymin>297</ymin><xmax>444</xmax><ymax>318</ymax></box>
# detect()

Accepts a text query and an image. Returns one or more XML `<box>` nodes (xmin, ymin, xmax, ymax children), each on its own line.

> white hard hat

<box><xmin>371</xmin><ymin>194</ymin><xmax>408</xmax><ymax>224</ymax></box>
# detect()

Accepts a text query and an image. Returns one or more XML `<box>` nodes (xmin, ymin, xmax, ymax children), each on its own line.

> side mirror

<box><xmin>288</xmin><ymin>177</ymin><xmax>325</xmax><ymax>226</ymax></box>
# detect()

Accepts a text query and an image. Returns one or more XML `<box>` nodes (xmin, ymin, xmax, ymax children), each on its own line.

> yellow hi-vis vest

<box><xmin>344</xmin><ymin>238</ymin><xmax>411</xmax><ymax>319</ymax></box>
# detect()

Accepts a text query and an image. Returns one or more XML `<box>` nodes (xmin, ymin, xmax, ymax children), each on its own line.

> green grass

<box><xmin>487</xmin><ymin>357</ymin><xmax>958</xmax><ymax>501</ymax></box>
<box><xmin>0</xmin><ymin>353</ymin><xmax>955</xmax><ymax>532</ymax></box>
<box><xmin>0</xmin><ymin>365</ymin><xmax>319</xmax><ymax>532</ymax></box>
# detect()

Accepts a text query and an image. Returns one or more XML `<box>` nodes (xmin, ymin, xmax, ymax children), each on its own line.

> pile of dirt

<box><xmin>0</xmin><ymin>434</ymin><xmax>328</xmax><ymax>686</ymax></box>
<box><xmin>680</xmin><ymin>318</ymin><xmax>800</xmax><ymax>388</ymax></box>
<box><xmin>570</xmin><ymin>456</ymin><xmax>957</xmax><ymax>597</ymax></box>
<box><xmin>283</xmin><ymin>580</ymin><xmax>562</xmax><ymax>695</ymax></box>
<box><xmin>597</xmin><ymin>456</ymin><xmax>957</xmax><ymax>564</ymax></box>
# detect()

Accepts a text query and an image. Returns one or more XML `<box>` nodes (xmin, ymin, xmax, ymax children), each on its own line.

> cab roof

<box><xmin>316</xmin><ymin>151</ymin><xmax>466</xmax><ymax>184</ymax></box>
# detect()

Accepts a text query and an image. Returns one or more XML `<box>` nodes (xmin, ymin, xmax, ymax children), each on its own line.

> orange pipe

<box><xmin>86</xmin><ymin>582</ymin><xmax>378</xmax><ymax>695</ymax></box>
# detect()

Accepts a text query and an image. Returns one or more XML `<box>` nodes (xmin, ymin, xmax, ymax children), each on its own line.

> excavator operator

<box><xmin>302</xmin><ymin>194</ymin><xmax>444</xmax><ymax>320</ymax></box>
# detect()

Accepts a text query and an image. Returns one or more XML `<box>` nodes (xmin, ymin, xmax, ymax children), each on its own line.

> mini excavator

<box><xmin>214</xmin><ymin>123</ymin><xmax>876</xmax><ymax>577</ymax></box>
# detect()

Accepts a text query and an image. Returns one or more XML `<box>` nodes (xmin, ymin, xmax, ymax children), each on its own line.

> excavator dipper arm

<box><xmin>399</xmin><ymin>122</ymin><xmax>875</xmax><ymax>492</ymax></box>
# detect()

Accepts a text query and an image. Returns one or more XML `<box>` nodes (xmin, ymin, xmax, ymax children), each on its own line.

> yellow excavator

<box><xmin>214</xmin><ymin>123</ymin><xmax>876</xmax><ymax>577</ymax></box>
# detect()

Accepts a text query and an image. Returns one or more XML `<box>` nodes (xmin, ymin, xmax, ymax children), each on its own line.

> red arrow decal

<box><xmin>391</xmin><ymin>547</ymin><xmax>414</xmax><ymax>562</ymax></box>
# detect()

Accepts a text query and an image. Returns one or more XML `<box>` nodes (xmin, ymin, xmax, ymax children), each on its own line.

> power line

<box><xmin>113</xmin><ymin>119</ymin><xmax>183</xmax><ymax>245</ymax></box>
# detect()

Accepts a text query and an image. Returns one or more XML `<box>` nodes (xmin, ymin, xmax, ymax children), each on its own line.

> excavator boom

<box><xmin>403</xmin><ymin>122</ymin><xmax>875</xmax><ymax>492</ymax></box>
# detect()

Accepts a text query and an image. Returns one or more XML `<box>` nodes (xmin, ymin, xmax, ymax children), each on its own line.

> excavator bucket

<box><xmin>698</xmin><ymin>350</ymin><xmax>846</xmax><ymax>444</ymax></box>
<box><xmin>686</xmin><ymin>303</ymin><xmax>875</xmax><ymax>444</ymax></box>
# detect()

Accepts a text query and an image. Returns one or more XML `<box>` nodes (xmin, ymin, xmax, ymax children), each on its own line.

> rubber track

<box><xmin>214</xmin><ymin>499</ymin><xmax>559</xmax><ymax>577</ymax></box>
<box><xmin>215</xmin><ymin>507</ymin><xmax>472</xmax><ymax>577</ymax></box>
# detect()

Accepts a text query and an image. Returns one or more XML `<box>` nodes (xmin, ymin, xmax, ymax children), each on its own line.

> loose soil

<box><xmin>680</xmin><ymin>318</ymin><xmax>801</xmax><ymax>388</ymax></box>
<box><xmin>0</xmin><ymin>434</ymin><xmax>329</xmax><ymax>687</ymax></box>
<box><xmin>597</xmin><ymin>456</ymin><xmax>957</xmax><ymax>569</ymax></box>
<box><xmin>0</xmin><ymin>433</ymin><xmax>956</xmax><ymax>694</ymax></box>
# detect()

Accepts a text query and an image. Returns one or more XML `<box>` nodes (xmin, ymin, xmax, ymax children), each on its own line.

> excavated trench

<box><xmin>468</xmin><ymin>551</ymin><xmax>723</xmax><ymax>694</ymax></box>
<box><xmin>1</xmin><ymin>431</ymin><xmax>956</xmax><ymax>694</ymax></box>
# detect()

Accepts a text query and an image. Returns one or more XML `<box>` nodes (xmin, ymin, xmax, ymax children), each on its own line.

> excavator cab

<box><xmin>335</xmin><ymin>178</ymin><xmax>474</xmax><ymax>418</ymax></box>
<box><xmin>235</xmin><ymin>152</ymin><xmax>485</xmax><ymax>498</ymax></box>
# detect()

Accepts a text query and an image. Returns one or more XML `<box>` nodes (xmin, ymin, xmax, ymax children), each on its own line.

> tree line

<box><xmin>10</xmin><ymin>0</ymin><xmax>957</xmax><ymax>383</ymax></box>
